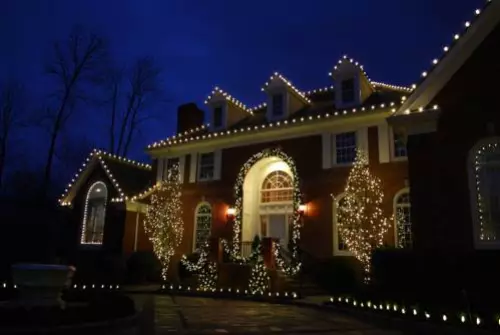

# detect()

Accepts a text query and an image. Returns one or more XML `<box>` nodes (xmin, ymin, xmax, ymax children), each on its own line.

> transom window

<box><xmin>393</xmin><ymin>131</ymin><xmax>407</xmax><ymax>158</ymax></box>
<box><xmin>198</xmin><ymin>152</ymin><xmax>215</xmax><ymax>181</ymax></box>
<box><xmin>335</xmin><ymin>132</ymin><xmax>357</xmax><ymax>164</ymax></box>
<box><xmin>82</xmin><ymin>181</ymin><xmax>107</xmax><ymax>245</ymax></box>
<box><xmin>395</xmin><ymin>190</ymin><xmax>412</xmax><ymax>248</ymax></box>
<box><xmin>272</xmin><ymin>94</ymin><xmax>284</xmax><ymax>117</ymax></box>
<box><xmin>194</xmin><ymin>203</ymin><xmax>212</xmax><ymax>251</ymax></box>
<box><xmin>261</xmin><ymin>171</ymin><xmax>293</xmax><ymax>203</ymax></box>
<box><xmin>469</xmin><ymin>139</ymin><xmax>500</xmax><ymax>246</ymax></box>
<box><xmin>341</xmin><ymin>78</ymin><xmax>355</xmax><ymax>104</ymax></box>
<box><xmin>213</xmin><ymin>107</ymin><xmax>223</xmax><ymax>128</ymax></box>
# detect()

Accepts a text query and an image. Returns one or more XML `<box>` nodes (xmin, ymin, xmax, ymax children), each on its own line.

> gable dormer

<box><xmin>331</xmin><ymin>56</ymin><xmax>374</xmax><ymax>108</ymax></box>
<box><xmin>205</xmin><ymin>87</ymin><xmax>251</xmax><ymax>131</ymax></box>
<box><xmin>262</xmin><ymin>72</ymin><xmax>310</xmax><ymax>121</ymax></box>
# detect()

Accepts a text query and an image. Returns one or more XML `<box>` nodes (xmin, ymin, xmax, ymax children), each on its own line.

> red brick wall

<box><xmin>178</xmin><ymin>126</ymin><xmax>408</xmax><ymax>260</ymax></box>
<box><xmin>122</xmin><ymin>210</ymin><xmax>153</xmax><ymax>255</ymax></box>
<box><xmin>408</xmin><ymin>23</ymin><xmax>500</xmax><ymax>253</ymax></box>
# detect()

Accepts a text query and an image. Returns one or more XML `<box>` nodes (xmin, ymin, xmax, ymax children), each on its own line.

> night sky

<box><xmin>0</xmin><ymin>0</ymin><xmax>484</xmax><ymax>170</ymax></box>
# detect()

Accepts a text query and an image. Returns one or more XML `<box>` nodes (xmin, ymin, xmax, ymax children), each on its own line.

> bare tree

<box><xmin>0</xmin><ymin>80</ymin><xmax>25</xmax><ymax>191</ymax></box>
<box><xmin>113</xmin><ymin>57</ymin><xmax>162</xmax><ymax>157</ymax></box>
<box><xmin>40</xmin><ymin>26</ymin><xmax>108</xmax><ymax>199</ymax></box>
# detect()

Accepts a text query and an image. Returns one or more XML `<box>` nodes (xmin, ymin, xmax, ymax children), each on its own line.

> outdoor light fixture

<box><xmin>298</xmin><ymin>204</ymin><xmax>307</xmax><ymax>214</ymax></box>
<box><xmin>226</xmin><ymin>207</ymin><xmax>236</xmax><ymax>219</ymax></box>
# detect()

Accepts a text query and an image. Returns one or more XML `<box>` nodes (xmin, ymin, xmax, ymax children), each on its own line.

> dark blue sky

<box><xmin>0</xmin><ymin>0</ymin><xmax>484</xmax><ymax>164</ymax></box>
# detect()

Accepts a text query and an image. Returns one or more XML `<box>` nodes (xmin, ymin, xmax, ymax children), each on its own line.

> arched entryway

<box><xmin>241</xmin><ymin>157</ymin><xmax>294</xmax><ymax>255</ymax></box>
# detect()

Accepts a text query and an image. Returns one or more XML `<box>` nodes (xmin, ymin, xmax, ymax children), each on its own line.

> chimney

<box><xmin>176</xmin><ymin>103</ymin><xmax>205</xmax><ymax>134</ymax></box>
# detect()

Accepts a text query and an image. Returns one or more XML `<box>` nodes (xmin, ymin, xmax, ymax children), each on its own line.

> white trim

<box><xmin>150</xmin><ymin>110</ymin><xmax>391</xmax><ymax>157</ymax></box>
<box><xmin>378</xmin><ymin>123</ymin><xmax>390</xmax><ymax>163</ymax></box>
<box><xmin>178</xmin><ymin>155</ymin><xmax>186</xmax><ymax>183</ymax></box>
<box><xmin>357</xmin><ymin>127</ymin><xmax>369</xmax><ymax>154</ymax></box>
<box><xmin>397</xmin><ymin>1</ymin><xmax>500</xmax><ymax>114</ymax></box>
<box><xmin>468</xmin><ymin>137</ymin><xmax>500</xmax><ymax>250</ymax></box>
<box><xmin>322</xmin><ymin>133</ymin><xmax>332</xmax><ymax>169</ymax></box>
<box><xmin>134</xmin><ymin>211</ymin><xmax>140</xmax><ymax>252</ymax></box>
<box><xmin>213</xmin><ymin>150</ymin><xmax>222</xmax><ymax>180</ymax></box>
<box><xmin>156</xmin><ymin>158</ymin><xmax>164</xmax><ymax>182</ymax></box>
<box><xmin>332</xmin><ymin>192</ymin><xmax>354</xmax><ymax>257</ymax></box>
<box><xmin>189</xmin><ymin>153</ymin><xmax>198</xmax><ymax>183</ymax></box>
<box><xmin>81</xmin><ymin>181</ymin><xmax>108</xmax><ymax>246</ymax></box>
<box><xmin>193</xmin><ymin>202</ymin><xmax>212</xmax><ymax>252</ymax></box>
<box><xmin>393</xmin><ymin>187</ymin><xmax>410</xmax><ymax>247</ymax></box>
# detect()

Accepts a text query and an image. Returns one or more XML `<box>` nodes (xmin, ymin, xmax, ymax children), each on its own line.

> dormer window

<box><xmin>341</xmin><ymin>78</ymin><xmax>355</xmax><ymax>104</ymax></box>
<box><xmin>272</xmin><ymin>94</ymin><xmax>284</xmax><ymax>117</ymax></box>
<box><xmin>213</xmin><ymin>106</ymin><xmax>224</xmax><ymax>129</ymax></box>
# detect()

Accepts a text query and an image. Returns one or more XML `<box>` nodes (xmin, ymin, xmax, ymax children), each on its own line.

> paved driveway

<box><xmin>147</xmin><ymin>295</ymin><xmax>403</xmax><ymax>334</ymax></box>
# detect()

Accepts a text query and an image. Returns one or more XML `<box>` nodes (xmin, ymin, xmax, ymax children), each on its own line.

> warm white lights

<box><xmin>205</xmin><ymin>87</ymin><xmax>252</xmax><ymax>114</ymax></box>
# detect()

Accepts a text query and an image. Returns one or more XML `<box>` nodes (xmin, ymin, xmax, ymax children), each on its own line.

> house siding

<box><xmin>179</xmin><ymin>125</ymin><xmax>408</xmax><ymax>259</ymax></box>
<box><xmin>408</xmin><ymin>23</ymin><xmax>500</xmax><ymax>254</ymax></box>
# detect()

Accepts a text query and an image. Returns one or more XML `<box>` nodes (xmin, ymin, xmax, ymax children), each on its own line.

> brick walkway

<box><xmin>151</xmin><ymin>295</ymin><xmax>402</xmax><ymax>334</ymax></box>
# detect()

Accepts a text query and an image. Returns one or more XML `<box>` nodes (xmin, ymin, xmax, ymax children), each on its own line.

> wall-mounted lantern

<box><xmin>298</xmin><ymin>204</ymin><xmax>307</xmax><ymax>215</ymax></box>
<box><xmin>226</xmin><ymin>207</ymin><xmax>236</xmax><ymax>220</ymax></box>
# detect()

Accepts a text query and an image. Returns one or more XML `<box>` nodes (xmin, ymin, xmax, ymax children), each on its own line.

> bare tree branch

<box><xmin>40</xmin><ymin>25</ymin><xmax>109</xmax><ymax>200</ymax></box>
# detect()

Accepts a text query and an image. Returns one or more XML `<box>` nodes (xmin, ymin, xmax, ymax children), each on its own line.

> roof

<box><xmin>396</xmin><ymin>0</ymin><xmax>499</xmax><ymax>115</ymax></box>
<box><xmin>148</xmin><ymin>74</ymin><xmax>410</xmax><ymax>151</ymax></box>
<box><xmin>59</xmin><ymin>149</ymin><xmax>153</xmax><ymax>206</ymax></box>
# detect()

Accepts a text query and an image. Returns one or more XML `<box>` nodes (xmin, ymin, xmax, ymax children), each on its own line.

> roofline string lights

<box><xmin>204</xmin><ymin>87</ymin><xmax>254</xmax><ymax>115</ymax></box>
<box><xmin>262</xmin><ymin>72</ymin><xmax>311</xmax><ymax>104</ymax></box>
<box><xmin>148</xmin><ymin>101</ymin><xmax>400</xmax><ymax>150</ymax></box>
<box><xmin>408</xmin><ymin>0</ymin><xmax>494</xmax><ymax>93</ymax></box>
<box><xmin>58</xmin><ymin>149</ymin><xmax>151</xmax><ymax>207</ymax></box>
<box><xmin>328</xmin><ymin>55</ymin><xmax>413</xmax><ymax>94</ymax></box>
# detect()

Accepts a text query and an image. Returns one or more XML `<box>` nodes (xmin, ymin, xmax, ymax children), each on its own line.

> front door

<box><xmin>268</xmin><ymin>214</ymin><xmax>288</xmax><ymax>248</ymax></box>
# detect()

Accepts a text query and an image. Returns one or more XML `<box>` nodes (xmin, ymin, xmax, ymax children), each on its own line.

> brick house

<box><xmin>59</xmin><ymin>0</ymin><xmax>500</xmax><ymax>286</ymax></box>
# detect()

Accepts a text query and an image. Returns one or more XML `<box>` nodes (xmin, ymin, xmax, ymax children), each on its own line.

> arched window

<box><xmin>82</xmin><ymin>181</ymin><xmax>107</xmax><ymax>245</ymax></box>
<box><xmin>261</xmin><ymin>170</ymin><xmax>293</xmax><ymax>203</ymax></box>
<box><xmin>333</xmin><ymin>193</ymin><xmax>354</xmax><ymax>255</ymax></box>
<box><xmin>469</xmin><ymin>138</ymin><xmax>500</xmax><ymax>247</ymax></box>
<box><xmin>394</xmin><ymin>189</ymin><xmax>412</xmax><ymax>248</ymax></box>
<box><xmin>194</xmin><ymin>203</ymin><xmax>212</xmax><ymax>251</ymax></box>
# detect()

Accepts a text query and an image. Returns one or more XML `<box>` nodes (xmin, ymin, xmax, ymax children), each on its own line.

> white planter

<box><xmin>11</xmin><ymin>264</ymin><xmax>76</xmax><ymax>309</ymax></box>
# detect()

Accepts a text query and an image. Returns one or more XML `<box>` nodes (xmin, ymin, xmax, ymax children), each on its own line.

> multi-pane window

<box><xmin>395</xmin><ymin>191</ymin><xmax>412</xmax><ymax>248</ymax></box>
<box><xmin>393</xmin><ymin>131</ymin><xmax>407</xmax><ymax>158</ymax></box>
<box><xmin>194</xmin><ymin>203</ymin><xmax>212</xmax><ymax>251</ymax></box>
<box><xmin>163</xmin><ymin>158</ymin><xmax>179</xmax><ymax>181</ymax></box>
<box><xmin>213</xmin><ymin>107</ymin><xmax>223</xmax><ymax>128</ymax></box>
<box><xmin>471</xmin><ymin>141</ymin><xmax>500</xmax><ymax>243</ymax></box>
<box><xmin>261</xmin><ymin>171</ymin><xmax>293</xmax><ymax>203</ymax></box>
<box><xmin>82</xmin><ymin>181</ymin><xmax>107</xmax><ymax>245</ymax></box>
<box><xmin>198</xmin><ymin>152</ymin><xmax>215</xmax><ymax>181</ymax></box>
<box><xmin>272</xmin><ymin>94</ymin><xmax>284</xmax><ymax>117</ymax></box>
<box><xmin>341</xmin><ymin>78</ymin><xmax>355</xmax><ymax>104</ymax></box>
<box><xmin>335</xmin><ymin>132</ymin><xmax>357</xmax><ymax>164</ymax></box>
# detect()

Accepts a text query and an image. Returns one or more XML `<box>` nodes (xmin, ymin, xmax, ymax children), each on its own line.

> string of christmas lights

<box><xmin>248</xmin><ymin>254</ymin><xmax>270</xmax><ymax>295</ymax></box>
<box><xmin>197</xmin><ymin>261</ymin><xmax>218</xmax><ymax>292</ymax></box>
<box><xmin>337</xmin><ymin>149</ymin><xmax>390</xmax><ymax>282</ymax></box>
<box><xmin>223</xmin><ymin>148</ymin><xmax>302</xmax><ymax>276</ymax></box>
<box><xmin>143</xmin><ymin>163</ymin><xmax>184</xmax><ymax>280</ymax></box>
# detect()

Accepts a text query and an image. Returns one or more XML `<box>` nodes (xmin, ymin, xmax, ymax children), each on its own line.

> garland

<box><xmin>224</xmin><ymin>147</ymin><xmax>302</xmax><ymax>275</ymax></box>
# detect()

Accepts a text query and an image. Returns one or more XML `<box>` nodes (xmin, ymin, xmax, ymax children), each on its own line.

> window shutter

<box><xmin>156</xmin><ymin>158</ymin><xmax>164</xmax><ymax>182</ymax></box>
<box><xmin>322</xmin><ymin>133</ymin><xmax>332</xmax><ymax>169</ymax></box>
<box><xmin>189</xmin><ymin>153</ymin><xmax>198</xmax><ymax>183</ymax></box>
<box><xmin>356</xmin><ymin>128</ymin><xmax>369</xmax><ymax>156</ymax></box>
<box><xmin>378</xmin><ymin>123</ymin><xmax>390</xmax><ymax>163</ymax></box>
<box><xmin>178</xmin><ymin>155</ymin><xmax>186</xmax><ymax>183</ymax></box>
<box><xmin>213</xmin><ymin>150</ymin><xmax>222</xmax><ymax>180</ymax></box>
